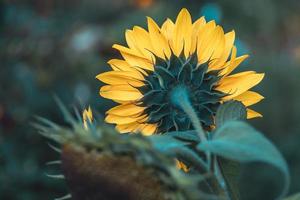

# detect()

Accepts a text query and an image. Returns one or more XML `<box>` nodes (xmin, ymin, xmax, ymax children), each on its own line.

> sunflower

<box><xmin>97</xmin><ymin>8</ymin><xmax>264</xmax><ymax>136</ymax></box>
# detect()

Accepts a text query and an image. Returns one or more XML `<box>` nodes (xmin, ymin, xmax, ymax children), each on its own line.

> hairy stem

<box><xmin>178</xmin><ymin>96</ymin><xmax>213</xmax><ymax>171</ymax></box>
<box><xmin>170</xmin><ymin>85</ymin><xmax>211</xmax><ymax>170</ymax></box>
<box><xmin>178</xmin><ymin>97</ymin><xmax>207</xmax><ymax>143</ymax></box>
<box><xmin>170</xmin><ymin>86</ymin><xmax>230</xmax><ymax>199</ymax></box>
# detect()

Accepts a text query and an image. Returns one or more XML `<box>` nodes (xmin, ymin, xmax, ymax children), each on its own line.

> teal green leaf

<box><xmin>149</xmin><ymin>135</ymin><xmax>207</xmax><ymax>170</ymax></box>
<box><xmin>215</xmin><ymin>101</ymin><xmax>264</xmax><ymax>200</ymax></box>
<box><xmin>149</xmin><ymin>135</ymin><xmax>187</xmax><ymax>153</ymax></box>
<box><xmin>198</xmin><ymin>121</ymin><xmax>290</xmax><ymax>199</ymax></box>
<box><xmin>215</xmin><ymin>101</ymin><xmax>247</xmax><ymax>127</ymax></box>
<box><xmin>218</xmin><ymin>158</ymin><xmax>240</xmax><ymax>200</ymax></box>
<box><xmin>164</xmin><ymin>130</ymin><xmax>200</xmax><ymax>142</ymax></box>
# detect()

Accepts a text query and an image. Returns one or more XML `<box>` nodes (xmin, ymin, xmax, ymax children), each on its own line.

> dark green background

<box><xmin>1</xmin><ymin>0</ymin><xmax>300</xmax><ymax>199</ymax></box>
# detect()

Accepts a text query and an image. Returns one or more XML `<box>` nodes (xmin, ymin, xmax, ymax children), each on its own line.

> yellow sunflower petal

<box><xmin>113</xmin><ymin>44</ymin><xmax>154</xmax><ymax>71</ymax></box>
<box><xmin>126</xmin><ymin>27</ymin><xmax>155</xmax><ymax>61</ymax></box>
<box><xmin>220</xmin><ymin>55</ymin><xmax>249</xmax><ymax>76</ymax></box>
<box><xmin>220</xmin><ymin>31</ymin><xmax>235</xmax><ymax>62</ymax></box>
<box><xmin>147</xmin><ymin>17</ymin><xmax>171</xmax><ymax>59</ymax></box>
<box><xmin>210</xmin><ymin>27</ymin><xmax>225</xmax><ymax>60</ymax></box>
<box><xmin>197</xmin><ymin>20</ymin><xmax>216</xmax><ymax>64</ymax></box>
<box><xmin>126</xmin><ymin>30</ymin><xmax>139</xmax><ymax>52</ymax></box>
<box><xmin>229</xmin><ymin>71</ymin><xmax>257</xmax><ymax>77</ymax></box>
<box><xmin>82</xmin><ymin>106</ymin><xmax>93</xmax><ymax>130</ymax></box>
<box><xmin>233</xmin><ymin>91</ymin><xmax>264</xmax><ymax>106</ymax></box>
<box><xmin>96</xmin><ymin>70</ymin><xmax>144</xmax><ymax>82</ymax></box>
<box><xmin>210</xmin><ymin>30</ymin><xmax>235</xmax><ymax>68</ymax></box>
<box><xmin>140</xmin><ymin>123</ymin><xmax>157</xmax><ymax>135</ymax></box>
<box><xmin>247</xmin><ymin>109</ymin><xmax>263</xmax><ymax>119</ymax></box>
<box><xmin>96</xmin><ymin>72</ymin><xmax>144</xmax><ymax>87</ymax></box>
<box><xmin>231</xmin><ymin>45</ymin><xmax>237</xmax><ymax>60</ymax></box>
<box><xmin>116</xmin><ymin>122</ymin><xmax>141</xmax><ymax>133</ymax></box>
<box><xmin>199</xmin><ymin>25</ymin><xmax>224</xmax><ymax>65</ymax></box>
<box><xmin>176</xmin><ymin>160</ymin><xmax>189</xmax><ymax>172</ymax></box>
<box><xmin>113</xmin><ymin>43</ymin><xmax>144</xmax><ymax>57</ymax></box>
<box><xmin>107</xmin><ymin>59</ymin><xmax>144</xmax><ymax>76</ymax></box>
<box><xmin>190</xmin><ymin>17</ymin><xmax>206</xmax><ymax>54</ymax></box>
<box><xmin>105</xmin><ymin>114</ymin><xmax>147</xmax><ymax>125</ymax></box>
<box><xmin>116</xmin><ymin>122</ymin><xmax>156</xmax><ymax>135</ymax></box>
<box><xmin>205</xmin><ymin>26</ymin><xmax>226</xmax><ymax>70</ymax></box>
<box><xmin>161</xmin><ymin>18</ymin><xmax>175</xmax><ymax>41</ymax></box>
<box><xmin>108</xmin><ymin>58</ymin><xmax>149</xmax><ymax>76</ymax></box>
<box><xmin>216</xmin><ymin>72</ymin><xmax>265</xmax><ymax>99</ymax></box>
<box><xmin>100</xmin><ymin>85</ymin><xmax>143</xmax><ymax>101</ymax></box>
<box><xmin>171</xmin><ymin>8</ymin><xmax>193</xmax><ymax>58</ymax></box>
<box><xmin>108</xmin><ymin>59</ymin><xmax>131</xmax><ymax>71</ymax></box>
<box><xmin>107</xmin><ymin>103</ymin><xmax>146</xmax><ymax>116</ymax></box>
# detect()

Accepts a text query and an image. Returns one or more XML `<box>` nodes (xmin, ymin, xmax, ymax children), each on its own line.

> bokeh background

<box><xmin>1</xmin><ymin>0</ymin><xmax>300</xmax><ymax>199</ymax></box>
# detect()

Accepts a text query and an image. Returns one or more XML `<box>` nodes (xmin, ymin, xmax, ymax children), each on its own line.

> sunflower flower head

<box><xmin>97</xmin><ymin>8</ymin><xmax>264</xmax><ymax>135</ymax></box>
<box><xmin>82</xmin><ymin>106</ymin><xmax>93</xmax><ymax>130</ymax></box>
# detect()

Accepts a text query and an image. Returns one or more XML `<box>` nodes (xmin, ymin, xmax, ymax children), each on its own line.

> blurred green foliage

<box><xmin>1</xmin><ymin>0</ymin><xmax>300</xmax><ymax>199</ymax></box>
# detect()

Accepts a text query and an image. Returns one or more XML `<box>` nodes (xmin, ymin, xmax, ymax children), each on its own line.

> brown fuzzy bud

<box><xmin>61</xmin><ymin>144</ymin><xmax>170</xmax><ymax>200</ymax></box>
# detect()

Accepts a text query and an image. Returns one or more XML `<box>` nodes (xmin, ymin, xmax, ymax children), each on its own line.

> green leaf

<box><xmin>218</xmin><ymin>158</ymin><xmax>240</xmax><ymax>200</ymax></box>
<box><xmin>214</xmin><ymin>97</ymin><xmax>246</xmax><ymax>200</ymax></box>
<box><xmin>164</xmin><ymin>130</ymin><xmax>200</xmax><ymax>142</ymax></box>
<box><xmin>215</xmin><ymin>101</ymin><xmax>247</xmax><ymax>127</ymax></box>
<box><xmin>149</xmin><ymin>135</ymin><xmax>187</xmax><ymax>153</ymax></box>
<box><xmin>284</xmin><ymin>193</ymin><xmax>300</xmax><ymax>200</ymax></box>
<box><xmin>149</xmin><ymin>135</ymin><xmax>208</xmax><ymax>170</ymax></box>
<box><xmin>198</xmin><ymin>121</ymin><xmax>290</xmax><ymax>199</ymax></box>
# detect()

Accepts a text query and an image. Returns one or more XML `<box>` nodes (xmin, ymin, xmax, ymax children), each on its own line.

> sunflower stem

<box><xmin>171</xmin><ymin>85</ymin><xmax>211</xmax><ymax>169</ymax></box>
<box><xmin>178</xmin><ymin>97</ymin><xmax>207</xmax><ymax>143</ymax></box>
<box><xmin>178</xmin><ymin>96</ymin><xmax>212</xmax><ymax>167</ymax></box>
